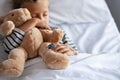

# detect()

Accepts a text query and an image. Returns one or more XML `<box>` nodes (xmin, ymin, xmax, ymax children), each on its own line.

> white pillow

<box><xmin>0</xmin><ymin>0</ymin><xmax>111</xmax><ymax>24</ymax></box>
<box><xmin>0</xmin><ymin>0</ymin><xmax>13</xmax><ymax>62</ymax></box>
<box><xmin>49</xmin><ymin>0</ymin><xmax>111</xmax><ymax>25</ymax></box>
<box><xmin>0</xmin><ymin>0</ymin><xmax>12</xmax><ymax>16</ymax></box>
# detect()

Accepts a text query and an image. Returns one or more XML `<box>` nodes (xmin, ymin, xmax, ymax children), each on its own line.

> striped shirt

<box><xmin>2</xmin><ymin>27</ymin><xmax>77</xmax><ymax>53</ymax></box>
<box><xmin>51</xmin><ymin>27</ymin><xmax>78</xmax><ymax>51</ymax></box>
<box><xmin>61</xmin><ymin>30</ymin><xmax>78</xmax><ymax>51</ymax></box>
<box><xmin>3</xmin><ymin>28</ymin><xmax>25</xmax><ymax>53</ymax></box>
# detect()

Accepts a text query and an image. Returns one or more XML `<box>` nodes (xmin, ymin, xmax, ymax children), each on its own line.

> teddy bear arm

<box><xmin>38</xmin><ymin>42</ymin><xmax>70</xmax><ymax>70</ymax></box>
<box><xmin>40</xmin><ymin>29</ymin><xmax>64</xmax><ymax>43</ymax></box>
<box><xmin>0</xmin><ymin>21</ymin><xmax>15</xmax><ymax>36</ymax></box>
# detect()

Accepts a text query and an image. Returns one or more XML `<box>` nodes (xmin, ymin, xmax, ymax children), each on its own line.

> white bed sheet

<box><xmin>0</xmin><ymin>0</ymin><xmax>120</xmax><ymax>80</ymax></box>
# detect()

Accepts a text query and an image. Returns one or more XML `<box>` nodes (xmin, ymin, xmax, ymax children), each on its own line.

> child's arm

<box><xmin>18</xmin><ymin>18</ymin><xmax>40</xmax><ymax>32</ymax></box>
<box><xmin>19</xmin><ymin>18</ymin><xmax>51</xmax><ymax>32</ymax></box>
<box><xmin>36</xmin><ymin>21</ymin><xmax>51</xmax><ymax>30</ymax></box>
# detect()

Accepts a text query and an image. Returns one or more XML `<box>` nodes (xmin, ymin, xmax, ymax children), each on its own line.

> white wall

<box><xmin>106</xmin><ymin>0</ymin><xmax>120</xmax><ymax>31</ymax></box>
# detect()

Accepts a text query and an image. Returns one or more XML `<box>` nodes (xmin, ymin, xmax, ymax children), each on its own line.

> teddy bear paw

<box><xmin>0</xmin><ymin>21</ymin><xmax>15</xmax><ymax>36</ymax></box>
<box><xmin>0</xmin><ymin>63</ymin><xmax>5</xmax><ymax>76</ymax></box>
<box><xmin>50</xmin><ymin>29</ymin><xmax>64</xmax><ymax>43</ymax></box>
<box><xmin>43</xmin><ymin>50</ymin><xmax>70</xmax><ymax>69</ymax></box>
<box><xmin>0</xmin><ymin>62</ymin><xmax>22</xmax><ymax>77</ymax></box>
<box><xmin>39</xmin><ymin>42</ymin><xmax>70</xmax><ymax>69</ymax></box>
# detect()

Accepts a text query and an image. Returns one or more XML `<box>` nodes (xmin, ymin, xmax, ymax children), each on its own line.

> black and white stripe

<box><xmin>51</xmin><ymin>27</ymin><xmax>78</xmax><ymax>51</ymax></box>
<box><xmin>3</xmin><ymin>28</ymin><xmax>25</xmax><ymax>53</ymax></box>
<box><xmin>61</xmin><ymin>31</ymin><xmax>78</xmax><ymax>51</ymax></box>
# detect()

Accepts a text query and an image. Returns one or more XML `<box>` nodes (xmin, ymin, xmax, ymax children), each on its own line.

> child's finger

<box><xmin>55</xmin><ymin>45</ymin><xmax>66</xmax><ymax>51</ymax></box>
<box><xmin>57</xmin><ymin>48</ymin><xmax>69</xmax><ymax>53</ymax></box>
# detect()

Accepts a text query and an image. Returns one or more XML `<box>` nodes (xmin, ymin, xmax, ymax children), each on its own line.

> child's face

<box><xmin>22</xmin><ymin>0</ymin><xmax>49</xmax><ymax>25</ymax></box>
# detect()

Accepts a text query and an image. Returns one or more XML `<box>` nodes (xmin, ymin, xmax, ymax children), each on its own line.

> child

<box><xmin>13</xmin><ymin>0</ymin><xmax>77</xmax><ymax>55</ymax></box>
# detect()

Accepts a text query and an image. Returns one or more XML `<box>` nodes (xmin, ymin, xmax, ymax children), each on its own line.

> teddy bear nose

<box><xmin>48</xmin><ymin>43</ymin><xmax>56</xmax><ymax>49</ymax></box>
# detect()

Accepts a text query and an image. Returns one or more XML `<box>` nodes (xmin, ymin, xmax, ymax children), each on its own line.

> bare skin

<box><xmin>21</xmin><ymin>0</ymin><xmax>77</xmax><ymax>55</ymax></box>
<box><xmin>19</xmin><ymin>18</ymin><xmax>42</xmax><ymax>32</ymax></box>
<box><xmin>22</xmin><ymin>0</ymin><xmax>50</xmax><ymax>30</ymax></box>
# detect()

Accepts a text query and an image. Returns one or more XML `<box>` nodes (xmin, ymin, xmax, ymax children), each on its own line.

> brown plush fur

<box><xmin>0</xmin><ymin>8</ymin><xmax>70</xmax><ymax>77</ymax></box>
<box><xmin>39</xmin><ymin>42</ymin><xmax>70</xmax><ymax>70</ymax></box>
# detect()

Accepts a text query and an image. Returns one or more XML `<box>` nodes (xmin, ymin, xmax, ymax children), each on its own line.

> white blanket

<box><xmin>0</xmin><ymin>0</ymin><xmax>120</xmax><ymax>80</ymax></box>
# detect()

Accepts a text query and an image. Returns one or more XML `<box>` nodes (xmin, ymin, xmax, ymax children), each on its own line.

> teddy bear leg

<box><xmin>39</xmin><ymin>42</ymin><xmax>70</xmax><ymax>69</ymax></box>
<box><xmin>0</xmin><ymin>47</ymin><xmax>27</xmax><ymax>77</ymax></box>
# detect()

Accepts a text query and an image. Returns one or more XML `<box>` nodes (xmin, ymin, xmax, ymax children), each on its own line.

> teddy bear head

<box><xmin>0</xmin><ymin>8</ymin><xmax>32</xmax><ymax>27</ymax></box>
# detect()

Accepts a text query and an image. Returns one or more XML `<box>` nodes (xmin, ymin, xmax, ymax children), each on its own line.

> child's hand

<box><xmin>19</xmin><ymin>18</ymin><xmax>50</xmax><ymax>32</ymax></box>
<box><xmin>36</xmin><ymin>22</ymin><xmax>51</xmax><ymax>30</ymax></box>
<box><xmin>53</xmin><ymin>44</ymin><xmax>77</xmax><ymax>56</ymax></box>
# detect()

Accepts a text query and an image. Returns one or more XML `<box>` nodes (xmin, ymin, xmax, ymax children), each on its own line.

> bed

<box><xmin>0</xmin><ymin>0</ymin><xmax>120</xmax><ymax>80</ymax></box>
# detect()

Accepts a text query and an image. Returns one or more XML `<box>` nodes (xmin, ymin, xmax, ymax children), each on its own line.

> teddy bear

<box><xmin>0</xmin><ymin>8</ymin><xmax>70</xmax><ymax>77</ymax></box>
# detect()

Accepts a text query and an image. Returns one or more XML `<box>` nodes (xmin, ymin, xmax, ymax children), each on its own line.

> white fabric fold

<box><xmin>0</xmin><ymin>0</ymin><xmax>120</xmax><ymax>80</ymax></box>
